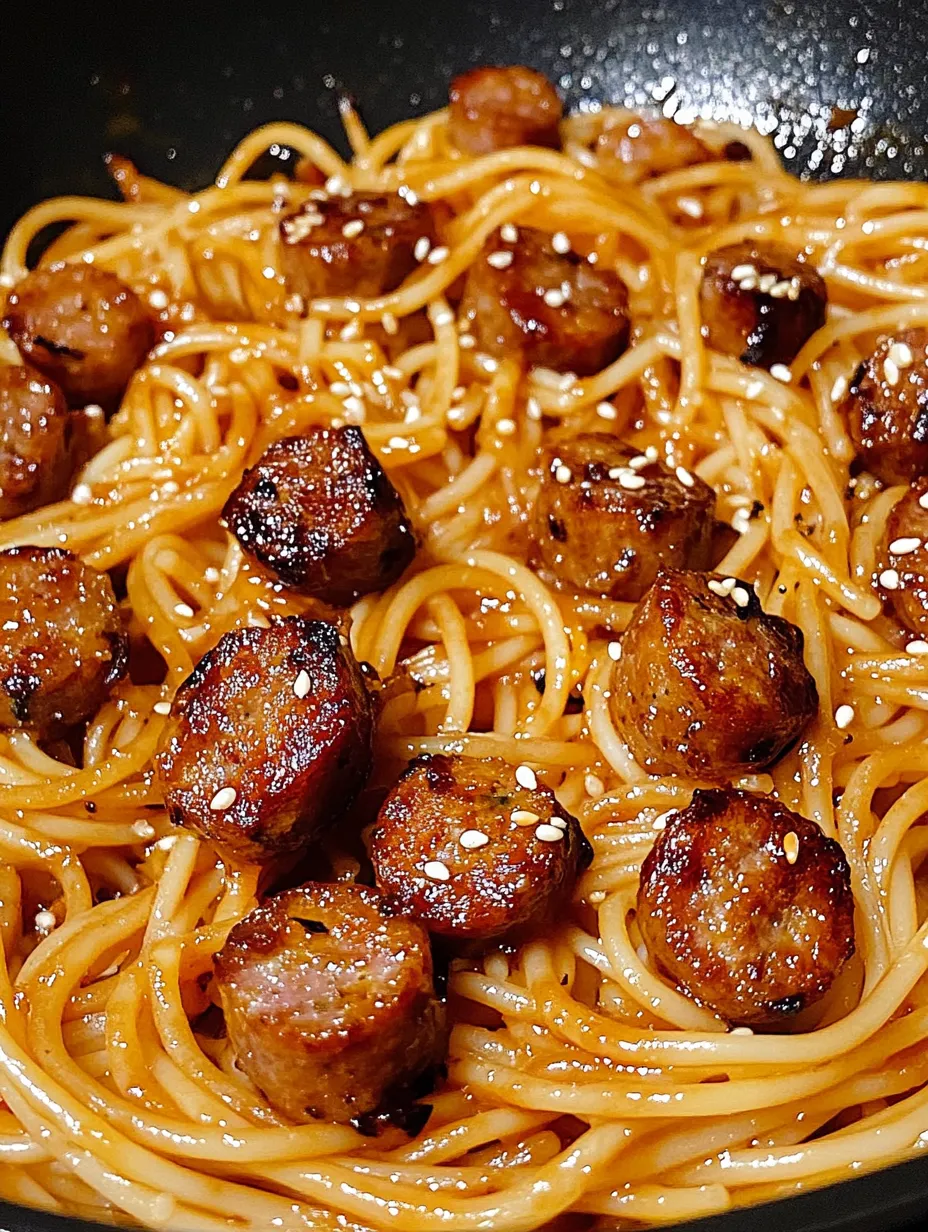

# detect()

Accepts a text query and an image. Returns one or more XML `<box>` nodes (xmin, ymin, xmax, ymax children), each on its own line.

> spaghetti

<box><xmin>0</xmin><ymin>94</ymin><xmax>927</xmax><ymax>1230</ymax></box>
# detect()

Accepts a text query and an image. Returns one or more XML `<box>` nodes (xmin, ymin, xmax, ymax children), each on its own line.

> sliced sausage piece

<box><xmin>461</xmin><ymin>226</ymin><xmax>630</xmax><ymax>376</ymax></box>
<box><xmin>448</xmin><ymin>66</ymin><xmax>562</xmax><ymax>155</ymax></box>
<box><xmin>596</xmin><ymin>117</ymin><xmax>714</xmax><ymax>184</ymax></box>
<box><xmin>279</xmin><ymin>192</ymin><xmax>436</xmax><ymax>303</ymax></box>
<box><xmin>155</xmin><ymin>617</ymin><xmax>374</xmax><ymax>861</ymax></box>
<box><xmin>638</xmin><ymin>787</ymin><xmax>855</xmax><ymax>1026</ymax></box>
<box><xmin>0</xmin><ymin>365</ymin><xmax>76</xmax><ymax>519</ymax></box>
<box><xmin>370</xmin><ymin>753</ymin><xmax>592</xmax><ymax>948</ymax></box>
<box><xmin>843</xmin><ymin>328</ymin><xmax>928</xmax><ymax>485</ymax></box>
<box><xmin>2</xmin><ymin>264</ymin><xmax>154</xmax><ymax>413</ymax></box>
<box><xmin>700</xmin><ymin>242</ymin><xmax>827</xmax><ymax>370</ymax></box>
<box><xmin>215</xmin><ymin>881</ymin><xmax>446</xmax><ymax>1123</ymax></box>
<box><xmin>222</xmin><ymin>427</ymin><xmax>415</xmax><ymax>605</ymax></box>
<box><xmin>0</xmin><ymin>546</ymin><xmax>127</xmax><ymax>731</ymax></box>
<box><xmin>530</xmin><ymin>434</ymin><xmax>716</xmax><ymax>600</ymax></box>
<box><xmin>610</xmin><ymin>568</ymin><xmax>818</xmax><ymax>778</ymax></box>
<box><xmin>881</xmin><ymin>480</ymin><xmax>928</xmax><ymax>633</ymax></box>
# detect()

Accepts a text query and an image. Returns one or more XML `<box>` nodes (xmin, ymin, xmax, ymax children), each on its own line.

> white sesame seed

<box><xmin>458</xmin><ymin>332</ymin><xmax>475</xmax><ymax>349</ymax></box>
<box><xmin>768</xmin><ymin>279</ymin><xmax>792</xmax><ymax>299</ymax></box>
<box><xmin>433</xmin><ymin>308</ymin><xmax>454</xmax><ymax>327</ymax></box>
<box><xmin>744</xmin><ymin>380</ymin><xmax>764</xmax><ymax>400</ymax></box>
<box><xmin>423</xmin><ymin>860</ymin><xmax>451</xmax><ymax>881</ymax></box>
<box><xmin>907</xmin><ymin>640</ymin><xmax>928</xmax><ymax>655</ymax></box>
<box><xmin>294</xmin><ymin>669</ymin><xmax>312</xmax><ymax>699</ymax></box>
<box><xmin>731</xmin><ymin>586</ymin><xmax>751</xmax><ymax>608</ymax></box>
<box><xmin>889</xmin><ymin>342</ymin><xmax>914</xmax><ymax>369</ymax></box>
<box><xmin>512</xmin><ymin>809</ymin><xmax>540</xmax><ymax>825</ymax></box>
<box><xmin>535</xmin><ymin>824</ymin><xmax>565</xmax><ymax>842</ymax></box>
<box><xmin>835</xmin><ymin>704</ymin><xmax>855</xmax><ymax>730</ymax></box>
<box><xmin>675</xmin><ymin>465</ymin><xmax>694</xmax><ymax>488</ymax></box>
<box><xmin>210</xmin><ymin>786</ymin><xmax>237</xmax><ymax>811</ymax></box>
<box><xmin>325</xmin><ymin>175</ymin><xmax>350</xmax><ymax>196</ymax></box>
<box><xmin>584</xmin><ymin>774</ymin><xmax>605</xmax><ymax>798</ymax></box>
<box><xmin>341</xmin><ymin>219</ymin><xmax>364</xmax><ymax>238</ymax></box>
<box><xmin>607</xmin><ymin>641</ymin><xmax>622</xmax><ymax>661</ymax></box>
<box><xmin>707</xmin><ymin>576</ymin><xmax>737</xmax><ymax>598</ymax></box>
<box><xmin>730</xmin><ymin>1026</ymin><xmax>754</xmax><ymax>1036</ymax></box>
<box><xmin>758</xmin><ymin>272</ymin><xmax>777</xmax><ymax>293</ymax></box>
<box><xmin>618</xmin><ymin>471</ymin><xmax>646</xmax><ymax>490</ymax></box>
<box><xmin>500</xmin><ymin>223</ymin><xmax>519</xmax><ymax>243</ymax></box>
<box><xmin>515</xmin><ymin>765</ymin><xmax>538</xmax><ymax>790</ymax></box>
<box><xmin>330</xmin><ymin>381</ymin><xmax>352</xmax><ymax>397</ymax></box>
<box><xmin>388</xmin><ymin>436</ymin><xmax>410</xmax><ymax>450</ymax></box>
<box><xmin>35</xmin><ymin>910</ymin><xmax>57</xmax><ymax>932</ymax></box>
<box><xmin>496</xmin><ymin>417</ymin><xmax>517</xmax><ymax>436</ymax></box>
<box><xmin>738</xmin><ymin>275</ymin><xmax>758</xmax><ymax>291</ymax></box>
<box><xmin>645</xmin><ymin>445</ymin><xmax>659</xmax><ymax>461</ymax></box>
<box><xmin>153</xmin><ymin>701</ymin><xmax>172</xmax><ymax>716</ymax></box>
<box><xmin>487</xmin><ymin>250</ymin><xmax>514</xmax><ymax>269</ymax></box>
<box><xmin>555</xmin><ymin>464</ymin><xmax>573</xmax><ymax>484</ymax></box>
<box><xmin>596</xmin><ymin>401</ymin><xmax>617</xmax><ymax>420</ymax></box>
<box><xmin>919</xmin><ymin>491</ymin><xmax>928</xmax><ymax>510</ymax></box>
<box><xmin>381</xmin><ymin>312</ymin><xmax>399</xmax><ymax>335</ymax></box>
<box><xmin>460</xmin><ymin>829</ymin><xmax>489</xmax><ymax>850</ymax></box>
<box><xmin>770</xmin><ymin>364</ymin><xmax>793</xmax><ymax>383</ymax></box>
<box><xmin>148</xmin><ymin>288</ymin><xmax>169</xmax><ymax>309</ymax></box>
<box><xmin>890</xmin><ymin>537</ymin><xmax>921</xmax><ymax>555</ymax></box>
<box><xmin>628</xmin><ymin>455</ymin><xmax>650</xmax><ymax>470</ymax></box>
<box><xmin>884</xmin><ymin>357</ymin><xmax>900</xmax><ymax>386</ymax></box>
<box><xmin>652</xmin><ymin>809</ymin><xmax>677</xmax><ymax>831</ymax></box>
<box><xmin>526</xmin><ymin>396</ymin><xmax>543</xmax><ymax>420</ymax></box>
<box><xmin>830</xmin><ymin>375</ymin><xmax>848</xmax><ymax>403</ymax></box>
<box><xmin>414</xmin><ymin>236</ymin><xmax>432</xmax><ymax>262</ymax></box>
<box><xmin>342</xmin><ymin>395</ymin><xmax>365</xmax><ymax>416</ymax></box>
<box><xmin>551</xmin><ymin>231</ymin><xmax>571</xmax><ymax>254</ymax></box>
<box><xmin>677</xmin><ymin>196</ymin><xmax>703</xmax><ymax>219</ymax></box>
<box><xmin>174</xmin><ymin>602</ymin><xmax>195</xmax><ymax>619</ymax></box>
<box><xmin>731</xmin><ymin>264</ymin><xmax>756</xmax><ymax>281</ymax></box>
<box><xmin>783</xmin><ymin>831</ymin><xmax>800</xmax><ymax>864</ymax></box>
<box><xmin>427</xmin><ymin>246</ymin><xmax>449</xmax><ymax>265</ymax></box>
<box><xmin>543</xmin><ymin>288</ymin><xmax>566</xmax><ymax>308</ymax></box>
<box><xmin>476</xmin><ymin>354</ymin><xmax>499</xmax><ymax>374</ymax></box>
<box><xmin>71</xmin><ymin>483</ymin><xmax>93</xmax><ymax>505</ymax></box>
<box><xmin>879</xmin><ymin>568</ymin><xmax>900</xmax><ymax>590</ymax></box>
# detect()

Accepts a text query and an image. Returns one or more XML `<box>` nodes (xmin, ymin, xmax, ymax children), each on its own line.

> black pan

<box><xmin>1</xmin><ymin>1</ymin><xmax>928</xmax><ymax>1229</ymax></box>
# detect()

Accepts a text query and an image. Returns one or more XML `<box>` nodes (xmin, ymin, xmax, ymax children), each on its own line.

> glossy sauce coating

<box><xmin>881</xmin><ymin>480</ymin><xmax>928</xmax><ymax>633</ymax></box>
<box><xmin>448</xmin><ymin>65</ymin><xmax>562</xmax><ymax>155</ymax></box>
<box><xmin>279</xmin><ymin>191</ymin><xmax>435</xmax><ymax>303</ymax></box>
<box><xmin>700</xmin><ymin>242</ymin><xmax>827</xmax><ymax>370</ymax></box>
<box><xmin>460</xmin><ymin>226</ymin><xmax>630</xmax><ymax>376</ymax></box>
<box><xmin>0</xmin><ymin>364</ymin><xmax>76</xmax><ymax>519</ymax></box>
<box><xmin>530</xmin><ymin>433</ymin><xmax>716</xmax><ymax>600</ymax></box>
<box><xmin>610</xmin><ymin>569</ymin><xmax>818</xmax><ymax>778</ymax></box>
<box><xmin>215</xmin><ymin>881</ymin><xmax>446</xmax><ymax>1123</ymax></box>
<box><xmin>0</xmin><ymin>546</ymin><xmax>127</xmax><ymax>731</ymax></box>
<box><xmin>155</xmin><ymin>617</ymin><xmax>374</xmax><ymax>861</ymax></box>
<box><xmin>596</xmin><ymin>117</ymin><xmax>714</xmax><ymax>184</ymax></box>
<box><xmin>843</xmin><ymin>328</ymin><xmax>928</xmax><ymax>484</ymax></box>
<box><xmin>223</xmin><ymin>427</ymin><xmax>416</xmax><ymax>605</ymax></box>
<box><xmin>3</xmin><ymin>264</ymin><xmax>154</xmax><ymax>412</ymax></box>
<box><xmin>638</xmin><ymin>788</ymin><xmax>855</xmax><ymax>1026</ymax></box>
<box><xmin>370</xmin><ymin>753</ymin><xmax>592</xmax><ymax>947</ymax></box>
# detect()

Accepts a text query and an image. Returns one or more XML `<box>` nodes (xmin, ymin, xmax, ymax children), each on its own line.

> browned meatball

<box><xmin>596</xmin><ymin>117</ymin><xmax>714</xmax><ymax>184</ymax></box>
<box><xmin>279</xmin><ymin>192</ymin><xmax>436</xmax><ymax>303</ymax></box>
<box><xmin>610</xmin><ymin>569</ymin><xmax>818</xmax><ymax>779</ymax></box>
<box><xmin>700</xmin><ymin>242</ymin><xmax>827</xmax><ymax>370</ymax></box>
<box><xmin>222</xmin><ymin>427</ymin><xmax>415</xmax><ymax>605</ymax></box>
<box><xmin>0</xmin><ymin>546</ymin><xmax>127</xmax><ymax>731</ymax></box>
<box><xmin>461</xmin><ymin>227</ymin><xmax>629</xmax><ymax>376</ymax></box>
<box><xmin>0</xmin><ymin>365</ymin><xmax>76</xmax><ymax>519</ymax></box>
<box><xmin>448</xmin><ymin>65</ymin><xmax>562</xmax><ymax>155</ymax></box>
<box><xmin>530</xmin><ymin>434</ymin><xmax>716</xmax><ymax>600</ymax></box>
<box><xmin>3</xmin><ymin>264</ymin><xmax>154</xmax><ymax>413</ymax></box>
<box><xmin>155</xmin><ymin>617</ymin><xmax>374</xmax><ymax>861</ymax></box>
<box><xmin>638</xmin><ymin>788</ymin><xmax>855</xmax><ymax>1026</ymax></box>
<box><xmin>370</xmin><ymin>754</ymin><xmax>592</xmax><ymax>947</ymax></box>
<box><xmin>880</xmin><ymin>480</ymin><xmax>928</xmax><ymax>633</ymax></box>
<box><xmin>843</xmin><ymin>328</ymin><xmax>928</xmax><ymax>485</ymax></box>
<box><xmin>215</xmin><ymin>881</ymin><xmax>446</xmax><ymax>1123</ymax></box>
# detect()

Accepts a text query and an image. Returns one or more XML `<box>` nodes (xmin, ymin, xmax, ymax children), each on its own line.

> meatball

<box><xmin>370</xmin><ymin>754</ymin><xmax>592</xmax><ymax>947</ymax></box>
<box><xmin>0</xmin><ymin>546</ymin><xmax>127</xmax><ymax>731</ymax></box>
<box><xmin>843</xmin><ymin>328</ymin><xmax>928</xmax><ymax>485</ymax></box>
<box><xmin>700</xmin><ymin>242</ymin><xmax>827</xmax><ymax>370</ymax></box>
<box><xmin>155</xmin><ymin>617</ymin><xmax>374</xmax><ymax>861</ymax></box>
<box><xmin>279</xmin><ymin>192</ymin><xmax>436</xmax><ymax>303</ymax></box>
<box><xmin>596</xmin><ymin>117</ymin><xmax>714</xmax><ymax>185</ymax></box>
<box><xmin>0</xmin><ymin>365</ymin><xmax>76</xmax><ymax>519</ymax></box>
<box><xmin>215</xmin><ymin>881</ymin><xmax>446</xmax><ymax>1123</ymax></box>
<box><xmin>881</xmin><ymin>480</ymin><xmax>928</xmax><ymax>634</ymax></box>
<box><xmin>530</xmin><ymin>434</ymin><xmax>716</xmax><ymax>600</ymax></box>
<box><xmin>222</xmin><ymin>427</ymin><xmax>415</xmax><ymax>605</ymax></box>
<box><xmin>460</xmin><ymin>227</ymin><xmax>629</xmax><ymax>376</ymax></box>
<box><xmin>638</xmin><ymin>788</ymin><xmax>855</xmax><ymax>1026</ymax></box>
<box><xmin>610</xmin><ymin>569</ymin><xmax>818</xmax><ymax>779</ymax></box>
<box><xmin>3</xmin><ymin>264</ymin><xmax>154</xmax><ymax>413</ymax></box>
<box><xmin>448</xmin><ymin>65</ymin><xmax>562</xmax><ymax>156</ymax></box>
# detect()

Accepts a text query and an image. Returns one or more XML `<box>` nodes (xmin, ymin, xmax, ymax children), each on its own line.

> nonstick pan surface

<box><xmin>1</xmin><ymin>1</ymin><xmax>928</xmax><ymax>1229</ymax></box>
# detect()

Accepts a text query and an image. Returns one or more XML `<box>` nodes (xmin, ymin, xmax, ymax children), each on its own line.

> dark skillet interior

<box><xmin>2</xmin><ymin>1</ymin><xmax>928</xmax><ymax>1229</ymax></box>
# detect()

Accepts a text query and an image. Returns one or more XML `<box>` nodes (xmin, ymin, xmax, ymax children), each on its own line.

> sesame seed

<box><xmin>555</xmin><ymin>464</ymin><xmax>573</xmax><ymax>484</ymax></box>
<box><xmin>342</xmin><ymin>395</ymin><xmax>365</xmax><ymax>416</ymax></box>
<box><xmin>487</xmin><ymin>250</ymin><xmax>514</xmax><ymax>269</ymax></box>
<box><xmin>423</xmin><ymin>860</ymin><xmax>451</xmax><ymax>881</ymax></box>
<box><xmin>675</xmin><ymin>465</ymin><xmax>694</xmax><ymax>488</ymax></box>
<box><xmin>496</xmin><ymin>417</ymin><xmax>517</xmax><ymax>436</ymax></box>
<box><xmin>381</xmin><ymin>312</ymin><xmax>399</xmax><ymax>335</ymax></box>
<box><xmin>584</xmin><ymin>774</ymin><xmax>605</xmax><ymax>798</ymax></box>
<box><xmin>414</xmin><ymin>236</ymin><xmax>432</xmax><ymax>262</ymax></box>
<box><xmin>919</xmin><ymin>491</ymin><xmax>928</xmax><ymax>510</ymax></box>
<box><xmin>770</xmin><ymin>364</ymin><xmax>793</xmax><ymax>383</ymax></box>
<box><xmin>543</xmin><ymin>288</ymin><xmax>566</xmax><ymax>308</ymax></box>
<box><xmin>890</xmin><ymin>537</ymin><xmax>921</xmax><ymax>555</ymax></box>
<box><xmin>677</xmin><ymin>196</ymin><xmax>703</xmax><ymax>219</ymax></box>
<box><xmin>738</xmin><ymin>275</ymin><xmax>758</xmax><ymax>291</ymax></box>
<box><xmin>906</xmin><ymin>640</ymin><xmax>928</xmax><ymax>655</ymax></box>
<box><xmin>512</xmin><ymin>809</ymin><xmax>540</xmax><ymax>825</ymax></box>
<box><xmin>889</xmin><ymin>341</ymin><xmax>914</xmax><ymax>368</ymax></box>
<box><xmin>325</xmin><ymin>175</ymin><xmax>350</xmax><ymax>196</ymax></box>
<box><xmin>210</xmin><ymin>786</ymin><xmax>237</xmax><ymax>811</ymax></box>
<box><xmin>652</xmin><ymin>809</ymin><xmax>676</xmax><ymax>831</ymax></box>
<box><xmin>731</xmin><ymin>586</ymin><xmax>751</xmax><ymax>608</ymax></box>
<box><xmin>730</xmin><ymin>1026</ymin><xmax>754</xmax><ymax>1036</ymax></box>
<box><xmin>731</xmin><ymin>264</ymin><xmax>756</xmax><ymax>281</ymax></box>
<box><xmin>830</xmin><ymin>375</ymin><xmax>848</xmax><ymax>403</ymax></box>
<box><xmin>628</xmin><ymin>455</ymin><xmax>650</xmax><ymax>470</ymax></box>
<box><xmin>835</xmin><ymin>704</ymin><xmax>855</xmax><ymax>730</ymax></box>
<box><xmin>174</xmin><ymin>603</ymin><xmax>195</xmax><ymax>619</ymax></box>
<box><xmin>330</xmin><ymin>381</ymin><xmax>352</xmax><ymax>396</ymax></box>
<box><xmin>768</xmin><ymin>279</ymin><xmax>792</xmax><ymax>299</ymax></box>
<box><xmin>783</xmin><ymin>831</ymin><xmax>800</xmax><ymax>864</ymax></box>
<box><xmin>607</xmin><ymin>641</ymin><xmax>622</xmax><ymax>661</ymax></box>
<box><xmin>879</xmin><ymin>568</ymin><xmax>901</xmax><ymax>590</ymax></box>
<box><xmin>71</xmin><ymin>483</ymin><xmax>93</xmax><ymax>505</ymax></box>
<box><xmin>500</xmin><ymin>223</ymin><xmax>519</xmax><ymax>243</ymax></box>
<box><xmin>294</xmin><ymin>670</ymin><xmax>312</xmax><ymax>699</ymax></box>
<box><xmin>515</xmin><ymin>765</ymin><xmax>538</xmax><ymax>790</ymax></box>
<box><xmin>884</xmin><ymin>358</ymin><xmax>900</xmax><ymax>386</ymax></box>
<box><xmin>388</xmin><ymin>436</ymin><xmax>410</xmax><ymax>450</ymax></box>
<box><xmin>535</xmin><ymin>824</ymin><xmax>565</xmax><ymax>842</ymax></box>
<box><xmin>618</xmin><ymin>471</ymin><xmax>646</xmax><ymax>490</ymax></box>
<box><xmin>758</xmin><ymin>272</ymin><xmax>777</xmax><ymax>293</ymax></box>
<box><xmin>526</xmin><ymin>396</ymin><xmax>543</xmax><ymax>420</ymax></box>
<box><xmin>149</xmin><ymin>288</ymin><xmax>169</xmax><ymax>309</ymax></box>
<box><xmin>433</xmin><ymin>308</ymin><xmax>455</xmax><ymax>327</ymax></box>
<box><xmin>707</xmin><ymin>576</ymin><xmax>737</xmax><ymax>598</ymax></box>
<box><xmin>155</xmin><ymin>835</ymin><xmax>177</xmax><ymax>851</ymax></box>
<box><xmin>427</xmin><ymin>246</ymin><xmax>449</xmax><ymax>264</ymax></box>
<box><xmin>476</xmin><ymin>354</ymin><xmax>499</xmax><ymax>374</ymax></box>
<box><xmin>551</xmin><ymin>231</ymin><xmax>571</xmax><ymax>254</ymax></box>
<box><xmin>745</xmin><ymin>380</ymin><xmax>764</xmax><ymax>399</ymax></box>
<box><xmin>460</xmin><ymin>829</ymin><xmax>489</xmax><ymax>850</ymax></box>
<box><xmin>589</xmin><ymin>890</ymin><xmax>607</xmax><ymax>904</ymax></box>
<box><xmin>35</xmin><ymin>910</ymin><xmax>57</xmax><ymax>932</ymax></box>
<box><xmin>341</xmin><ymin>219</ymin><xmax>364</xmax><ymax>238</ymax></box>
<box><xmin>458</xmin><ymin>332</ymin><xmax>475</xmax><ymax>349</ymax></box>
<box><xmin>596</xmin><ymin>401</ymin><xmax>617</xmax><ymax>419</ymax></box>
<box><xmin>153</xmin><ymin>701</ymin><xmax>172</xmax><ymax>716</ymax></box>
